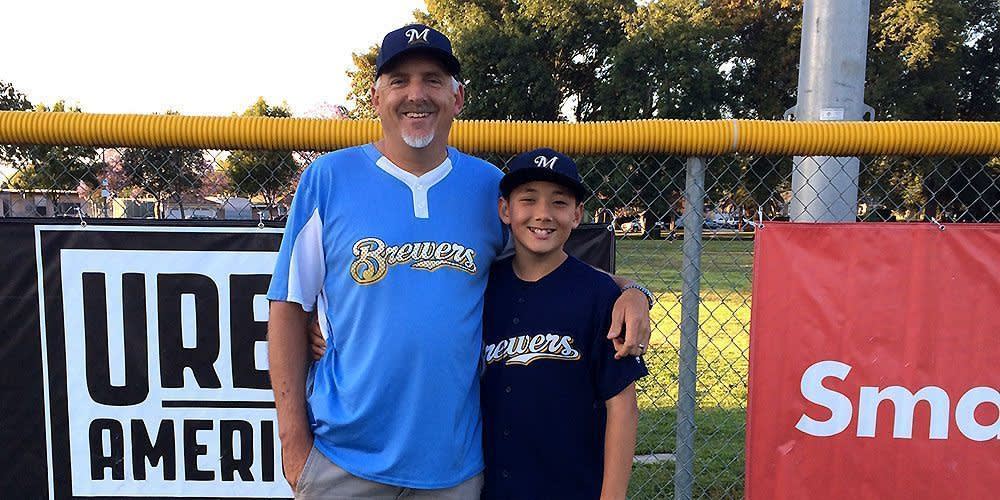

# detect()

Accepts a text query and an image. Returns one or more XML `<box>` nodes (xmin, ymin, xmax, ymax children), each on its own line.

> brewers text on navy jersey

<box><xmin>480</xmin><ymin>255</ymin><xmax>648</xmax><ymax>500</ymax></box>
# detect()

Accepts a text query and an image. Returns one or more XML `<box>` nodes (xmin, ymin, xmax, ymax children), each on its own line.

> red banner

<box><xmin>746</xmin><ymin>222</ymin><xmax>1000</xmax><ymax>500</ymax></box>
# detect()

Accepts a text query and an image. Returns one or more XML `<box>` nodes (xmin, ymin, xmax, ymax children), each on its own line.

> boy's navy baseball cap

<box><xmin>500</xmin><ymin>148</ymin><xmax>589</xmax><ymax>201</ymax></box>
<box><xmin>376</xmin><ymin>24</ymin><xmax>461</xmax><ymax>77</ymax></box>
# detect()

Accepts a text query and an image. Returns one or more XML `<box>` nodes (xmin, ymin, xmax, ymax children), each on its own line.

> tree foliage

<box><xmin>7</xmin><ymin>101</ymin><xmax>103</xmax><ymax>207</ymax></box>
<box><xmin>346</xmin><ymin>46</ymin><xmax>379</xmax><ymax>119</ymax></box>
<box><xmin>117</xmin><ymin>112</ymin><xmax>211</xmax><ymax>218</ymax></box>
<box><xmin>1</xmin><ymin>80</ymin><xmax>34</xmax><ymax>168</ymax></box>
<box><xmin>223</xmin><ymin>98</ymin><xmax>301</xmax><ymax>210</ymax></box>
<box><xmin>596</xmin><ymin>0</ymin><xmax>730</xmax><ymax>120</ymax></box>
<box><xmin>118</xmin><ymin>146</ymin><xmax>211</xmax><ymax>218</ymax></box>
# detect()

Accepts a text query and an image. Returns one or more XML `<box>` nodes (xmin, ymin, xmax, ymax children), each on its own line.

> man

<box><xmin>267</xmin><ymin>24</ymin><xmax>653</xmax><ymax>498</ymax></box>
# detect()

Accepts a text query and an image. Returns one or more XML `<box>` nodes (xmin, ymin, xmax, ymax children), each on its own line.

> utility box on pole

<box><xmin>787</xmin><ymin>0</ymin><xmax>873</xmax><ymax>222</ymax></box>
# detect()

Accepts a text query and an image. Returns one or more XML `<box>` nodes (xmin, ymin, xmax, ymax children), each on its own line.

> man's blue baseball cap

<box><xmin>376</xmin><ymin>24</ymin><xmax>461</xmax><ymax>77</ymax></box>
<box><xmin>500</xmin><ymin>148</ymin><xmax>589</xmax><ymax>201</ymax></box>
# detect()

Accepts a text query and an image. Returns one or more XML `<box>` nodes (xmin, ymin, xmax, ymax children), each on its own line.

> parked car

<box><xmin>676</xmin><ymin>219</ymin><xmax>727</xmax><ymax>230</ymax></box>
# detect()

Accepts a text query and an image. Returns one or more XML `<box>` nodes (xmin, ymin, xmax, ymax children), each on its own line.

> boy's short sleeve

<box><xmin>266</xmin><ymin>163</ymin><xmax>326</xmax><ymax>312</ymax></box>
<box><xmin>592</xmin><ymin>292</ymin><xmax>649</xmax><ymax>401</ymax></box>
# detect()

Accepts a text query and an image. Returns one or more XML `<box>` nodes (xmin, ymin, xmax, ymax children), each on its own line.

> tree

<box><xmin>7</xmin><ymin>101</ymin><xmax>103</xmax><ymax>210</ymax></box>
<box><xmin>868</xmin><ymin>0</ymin><xmax>967</xmax><ymax>120</ymax></box>
<box><xmin>119</xmin><ymin>146</ymin><xmax>211</xmax><ymax>218</ymax></box>
<box><xmin>0</xmin><ymin>80</ymin><xmax>33</xmax><ymax>169</ymax></box>
<box><xmin>709</xmin><ymin>0</ymin><xmax>802</xmax><ymax>119</ymax></box>
<box><xmin>862</xmin><ymin>0</ymin><xmax>1000</xmax><ymax>220</ymax></box>
<box><xmin>519</xmin><ymin>0</ymin><xmax>635</xmax><ymax>120</ymax></box>
<box><xmin>449</xmin><ymin>20</ymin><xmax>562</xmax><ymax>120</ymax></box>
<box><xmin>956</xmin><ymin>0</ymin><xmax>1000</xmax><ymax>120</ymax></box>
<box><xmin>595</xmin><ymin>0</ymin><xmax>730</xmax><ymax>120</ymax></box>
<box><xmin>345</xmin><ymin>45</ymin><xmax>379</xmax><ymax>119</ymax></box>
<box><xmin>0</xmin><ymin>80</ymin><xmax>31</xmax><ymax>112</ymax></box>
<box><xmin>117</xmin><ymin>111</ymin><xmax>211</xmax><ymax>218</ymax></box>
<box><xmin>223</xmin><ymin>98</ymin><xmax>301</xmax><ymax>214</ymax></box>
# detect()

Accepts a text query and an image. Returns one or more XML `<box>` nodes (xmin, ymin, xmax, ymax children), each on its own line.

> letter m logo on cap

<box><xmin>406</xmin><ymin>28</ymin><xmax>430</xmax><ymax>44</ymax></box>
<box><xmin>534</xmin><ymin>156</ymin><xmax>557</xmax><ymax>169</ymax></box>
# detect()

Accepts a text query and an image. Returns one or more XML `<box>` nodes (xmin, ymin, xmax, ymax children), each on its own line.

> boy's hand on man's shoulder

<box><xmin>607</xmin><ymin>288</ymin><xmax>652</xmax><ymax>359</ymax></box>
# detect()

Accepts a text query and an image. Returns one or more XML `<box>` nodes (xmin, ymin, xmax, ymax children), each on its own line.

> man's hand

<box><xmin>281</xmin><ymin>434</ymin><xmax>314</xmax><ymax>491</ymax></box>
<box><xmin>607</xmin><ymin>288</ymin><xmax>652</xmax><ymax>359</ymax></box>
<box><xmin>268</xmin><ymin>301</ymin><xmax>315</xmax><ymax>492</ymax></box>
<box><xmin>308</xmin><ymin>318</ymin><xmax>327</xmax><ymax>361</ymax></box>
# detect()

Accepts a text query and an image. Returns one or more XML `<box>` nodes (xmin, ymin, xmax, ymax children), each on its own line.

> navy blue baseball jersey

<box><xmin>480</xmin><ymin>255</ymin><xmax>648</xmax><ymax>500</ymax></box>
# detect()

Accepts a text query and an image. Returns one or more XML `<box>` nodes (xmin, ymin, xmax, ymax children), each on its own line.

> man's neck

<box><xmin>511</xmin><ymin>249</ymin><xmax>569</xmax><ymax>283</ymax></box>
<box><xmin>374</xmin><ymin>139</ymin><xmax>448</xmax><ymax>177</ymax></box>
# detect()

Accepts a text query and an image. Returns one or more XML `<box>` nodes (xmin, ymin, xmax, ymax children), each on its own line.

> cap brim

<box><xmin>377</xmin><ymin>47</ymin><xmax>461</xmax><ymax>77</ymax></box>
<box><xmin>500</xmin><ymin>168</ymin><xmax>589</xmax><ymax>201</ymax></box>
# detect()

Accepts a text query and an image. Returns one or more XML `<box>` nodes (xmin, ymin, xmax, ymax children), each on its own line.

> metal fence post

<box><xmin>675</xmin><ymin>156</ymin><xmax>705</xmax><ymax>500</ymax></box>
<box><xmin>788</xmin><ymin>0</ymin><xmax>872</xmax><ymax>221</ymax></box>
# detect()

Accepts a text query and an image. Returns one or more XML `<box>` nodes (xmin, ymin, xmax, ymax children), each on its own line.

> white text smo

<box><xmin>796</xmin><ymin>360</ymin><xmax>1000</xmax><ymax>441</ymax></box>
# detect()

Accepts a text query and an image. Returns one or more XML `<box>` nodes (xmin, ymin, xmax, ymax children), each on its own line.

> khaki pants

<box><xmin>294</xmin><ymin>445</ymin><xmax>483</xmax><ymax>500</ymax></box>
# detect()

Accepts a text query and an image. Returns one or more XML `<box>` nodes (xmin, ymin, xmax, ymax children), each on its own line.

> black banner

<box><xmin>0</xmin><ymin>219</ymin><xmax>612</xmax><ymax>499</ymax></box>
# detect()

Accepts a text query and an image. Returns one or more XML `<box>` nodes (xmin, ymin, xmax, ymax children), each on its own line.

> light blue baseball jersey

<box><xmin>267</xmin><ymin>144</ymin><xmax>505</xmax><ymax>488</ymax></box>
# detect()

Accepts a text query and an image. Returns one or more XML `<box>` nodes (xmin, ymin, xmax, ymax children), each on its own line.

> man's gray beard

<box><xmin>402</xmin><ymin>130</ymin><xmax>435</xmax><ymax>149</ymax></box>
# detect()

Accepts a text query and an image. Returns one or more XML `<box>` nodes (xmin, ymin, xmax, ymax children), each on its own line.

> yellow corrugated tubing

<box><xmin>0</xmin><ymin>111</ymin><xmax>998</xmax><ymax>156</ymax></box>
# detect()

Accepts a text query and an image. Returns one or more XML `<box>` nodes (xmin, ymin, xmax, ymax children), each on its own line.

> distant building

<box><xmin>0</xmin><ymin>189</ymin><xmax>89</xmax><ymax>218</ymax></box>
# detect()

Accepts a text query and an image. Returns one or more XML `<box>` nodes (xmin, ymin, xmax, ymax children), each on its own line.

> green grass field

<box><xmin>616</xmin><ymin>239</ymin><xmax>753</xmax><ymax>499</ymax></box>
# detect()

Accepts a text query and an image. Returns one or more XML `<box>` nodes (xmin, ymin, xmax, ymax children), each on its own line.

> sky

<box><xmin>3</xmin><ymin>0</ymin><xmax>425</xmax><ymax>116</ymax></box>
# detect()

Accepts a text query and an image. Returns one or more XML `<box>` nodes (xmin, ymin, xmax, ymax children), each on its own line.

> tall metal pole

<box><xmin>675</xmin><ymin>156</ymin><xmax>705</xmax><ymax>500</ymax></box>
<box><xmin>787</xmin><ymin>0</ymin><xmax>873</xmax><ymax>222</ymax></box>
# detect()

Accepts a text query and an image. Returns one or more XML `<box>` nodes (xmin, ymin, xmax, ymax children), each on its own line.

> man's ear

<box><xmin>370</xmin><ymin>83</ymin><xmax>380</xmax><ymax>109</ymax></box>
<box><xmin>453</xmin><ymin>83</ymin><xmax>465</xmax><ymax>115</ymax></box>
<box><xmin>498</xmin><ymin>197</ymin><xmax>511</xmax><ymax>224</ymax></box>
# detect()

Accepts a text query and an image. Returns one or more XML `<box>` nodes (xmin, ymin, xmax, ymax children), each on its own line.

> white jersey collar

<box><xmin>374</xmin><ymin>153</ymin><xmax>453</xmax><ymax>219</ymax></box>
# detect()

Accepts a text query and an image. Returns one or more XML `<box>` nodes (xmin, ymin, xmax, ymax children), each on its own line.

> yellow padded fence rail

<box><xmin>1</xmin><ymin>111</ymin><xmax>998</xmax><ymax>156</ymax></box>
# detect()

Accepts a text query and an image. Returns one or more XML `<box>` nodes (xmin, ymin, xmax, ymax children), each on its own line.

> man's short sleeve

<box><xmin>592</xmin><ymin>292</ymin><xmax>649</xmax><ymax>401</ymax></box>
<box><xmin>266</xmin><ymin>163</ymin><xmax>326</xmax><ymax>311</ymax></box>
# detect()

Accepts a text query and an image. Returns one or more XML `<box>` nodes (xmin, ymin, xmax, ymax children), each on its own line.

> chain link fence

<box><xmin>2</xmin><ymin>143</ymin><xmax>999</xmax><ymax>498</ymax></box>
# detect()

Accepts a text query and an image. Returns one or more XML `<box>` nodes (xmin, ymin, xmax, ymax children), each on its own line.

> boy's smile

<box><xmin>500</xmin><ymin>180</ymin><xmax>583</xmax><ymax>276</ymax></box>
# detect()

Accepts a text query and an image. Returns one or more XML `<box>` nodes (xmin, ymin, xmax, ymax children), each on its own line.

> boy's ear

<box><xmin>571</xmin><ymin>202</ymin><xmax>583</xmax><ymax>228</ymax></box>
<box><xmin>498</xmin><ymin>197</ymin><xmax>511</xmax><ymax>224</ymax></box>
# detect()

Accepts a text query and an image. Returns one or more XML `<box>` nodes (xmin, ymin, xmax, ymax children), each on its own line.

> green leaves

<box><xmin>345</xmin><ymin>45</ymin><xmax>379</xmax><ymax>120</ymax></box>
<box><xmin>223</xmin><ymin>98</ymin><xmax>301</xmax><ymax>210</ymax></box>
<box><xmin>0</xmin><ymin>80</ymin><xmax>34</xmax><ymax>168</ymax></box>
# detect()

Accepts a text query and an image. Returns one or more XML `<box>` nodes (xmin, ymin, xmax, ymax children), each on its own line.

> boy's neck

<box><xmin>511</xmin><ymin>249</ymin><xmax>569</xmax><ymax>283</ymax></box>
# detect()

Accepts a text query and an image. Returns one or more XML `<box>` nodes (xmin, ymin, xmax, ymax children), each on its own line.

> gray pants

<box><xmin>294</xmin><ymin>445</ymin><xmax>483</xmax><ymax>500</ymax></box>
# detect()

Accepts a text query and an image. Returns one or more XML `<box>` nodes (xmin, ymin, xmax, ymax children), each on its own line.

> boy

<box><xmin>481</xmin><ymin>148</ymin><xmax>648</xmax><ymax>500</ymax></box>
